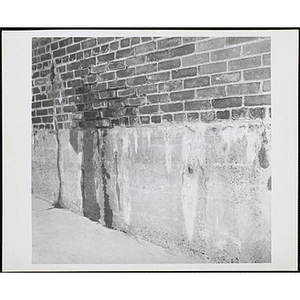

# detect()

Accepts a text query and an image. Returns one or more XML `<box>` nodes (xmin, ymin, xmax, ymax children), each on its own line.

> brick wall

<box><xmin>32</xmin><ymin>36</ymin><xmax>271</xmax><ymax>130</ymax></box>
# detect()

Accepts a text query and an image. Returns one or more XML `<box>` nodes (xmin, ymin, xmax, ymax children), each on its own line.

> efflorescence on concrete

<box><xmin>32</xmin><ymin>36</ymin><xmax>271</xmax><ymax>263</ymax></box>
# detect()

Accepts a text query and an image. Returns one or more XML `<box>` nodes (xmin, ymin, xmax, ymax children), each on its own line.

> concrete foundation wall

<box><xmin>32</xmin><ymin>118</ymin><xmax>271</xmax><ymax>262</ymax></box>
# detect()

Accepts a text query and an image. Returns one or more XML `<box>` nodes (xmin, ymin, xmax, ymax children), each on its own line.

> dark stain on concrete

<box><xmin>82</xmin><ymin>130</ymin><xmax>100</xmax><ymax>222</ymax></box>
<box><xmin>101</xmin><ymin>129</ymin><xmax>113</xmax><ymax>228</ymax></box>
<box><xmin>69</xmin><ymin>129</ymin><xmax>79</xmax><ymax>153</ymax></box>
<box><xmin>258</xmin><ymin>143</ymin><xmax>269</xmax><ymax>169</ymax></box>
<box><xmin>267</xmin><ymin>176</ymin><xmax>272</xmax><ymax>190</ymax></box>
<box><xmin>114</xmin><ymin>151</ymin><xmax>121</xmax><ymax>210</ymax></box>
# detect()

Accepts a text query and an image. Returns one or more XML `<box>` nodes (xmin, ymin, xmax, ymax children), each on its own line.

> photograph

<box><xmin>31</xmin><ymin>33</ymin><xmax>272</xmax><ymax>265</ymax></box>
<box><xmin>2</xmin><ymin>29</ymin><xmax>298</xmax><ymax>272</ymax></box>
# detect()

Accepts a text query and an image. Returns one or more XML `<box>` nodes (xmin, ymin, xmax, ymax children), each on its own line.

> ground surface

<box><xmin>32</xmin><ymin>196</ymin><xmax>192</xmax><ymax>264</ymax></box>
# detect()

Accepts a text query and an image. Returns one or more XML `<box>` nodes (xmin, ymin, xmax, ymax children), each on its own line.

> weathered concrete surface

<box><xmin>32</xmin><ymin>119</ymin><xmax>271</xmax><ymax>263</ymax></box>
<box><xmin>32</xmin><ymin>196</ymin><xmax>192</xmax><ymax>264</ymax></box>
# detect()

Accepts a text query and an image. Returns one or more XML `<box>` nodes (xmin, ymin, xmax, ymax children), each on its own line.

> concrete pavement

<box><xmin>32</xmin><ymin>196</ymin><xmax>192</xmax><ymax>264</ymax></box>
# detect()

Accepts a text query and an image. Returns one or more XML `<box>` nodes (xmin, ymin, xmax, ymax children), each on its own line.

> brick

<box><xmin>170</xmin><ymin>90</ymin><xmax>194</xmax><ymax>101</ymax></box>
<box><xmin>32</xmin><ymin>117</ymin><xmax>41</xmax><ymax>123</ymax></box>
<box><xmin>216</xmin><ymin>110</ymin><xmax>230</xmax><ymax>119</ymax></box>
<box><xmin>198</xmin><ymin>62</ymin><xmax>227</xmax><ymax>75</ymax></box>
<box><xmin>232</xmin><ymin>107</ymin><xmax>248</xmax><ymax>119</ymax></box>
<box><xmin>59</xmin><ymin>38</ymin><xmax>72</xmax><ymax>48</ymax></box>
<box><xmin>141</xmin><ymin>37</ymin><xmax>152</xmax><ymax>42</ymax></box>
<box><xmin>158</xmin><ymin>58</ymin><xmax>181</xmax><ymax>71</ymax></box>
<box><xmin>225</xmin><ymin>37</ymin><xmax>259</xmax><ymax>46</ymax></box>
<box><xmin>211</xmin><ymin>46</ymin><xmax>241</xmax><ymax>62</ymax></box>
<box><xmin>108</xmin><ymin>60</ymin><xmax>125</xmax><ymax>71</ymax></box>
<box><xmin>263</xmin><ymin>53</ymin><xmax>271</xmax><ymax>65</ymax></box>
<box><xmin>76</xmin><ymin>51</ymin><xmax>83</xmax><ymax>60</ymax></box>
<box><xmin>160</xmin><ymin>102</ymin><xmax>183</xmax><ymax>112</ymax></box>
<box><xmin>183</xmin><ymin>37</ymin><xmax>208</xmax><ymax>43</ymax></box>
<box><xmin>36</xmin><ymin>94</ymin><xmax>47</xmax><ymax>101</ymax></box>
<box><xmin>92</xmin><ymin>47</ymin><xmax>100</xmax><ymax>55</ymax></box>
<box><xmin>135</xmin><ymin>42</ymin><xmax>156</xmax><ymax>54</ymax></box>
<box><xmin>182</xmin><ymin>53</ymin><xmax>209</xmax><ymax>67</ymax></box>
<box><xmin>96</xmin><ymin>82</ymin><xmax>107</xmax><ymax>91</ymax></box>
<box><xmin>211</xmin><ymin>72</ymin><xmax>241</xmax><ymax>85</ymax></box>
<box><xmin>63</xmin><ymin>106</ymin><xmax>74</xmax><ymax>113</ymax></box>
<box><xmin>196</xmin><ymin>86</ymin><xmax>226</xmax><ymax>99</ymax></box>
<box><xmin>117</xmin><ymin>87</ymin><xmax>136</xmax><ymax>97</ymax></box>
<box><xmin>196</xmin><ymin>38</ymin><xmax>225</xmax><ymax>52</ymax></box>
<box><xmin>84</xmin><ymin>111</ymin><xmax>99</xmax><ymax>119</ymax></box>
<box><xmin>75</xmin><ymin>68</ymin><xmax>89</xmax><ymax>78</ymax></box>
<box><xmin>61</xmin><ymin>71</ymin><xmax>74</xmax><ymax>80</ymax></box>
<box><xmin>228</xmin><ymin>82</ymin><xmax>260</xmax><ymax>95</ymax></box>
<box><xmin>151</xmin><ymin>115</ymin><xmax>161</xmax><ymax>123</ymax></box>
<box><xmin>137</xmin><ymin>84</ymin><xmax>158</xmax><ymax>95</ymax></box>
<box><xmin>126</xmin><ymin>55</ymin><xmax>146</xmax><ymax>66</ymax></box>
<box><xmin>42</xmin><ymin>116</ymin><xmax>53</xmax><ymax>123</ymax></box>
<box><xmin>32</xmin><ymin>102</ymin><xmax>41</xmax><ymax>109</ymax></box>
<box><xmin>228</xmin><ymin>56</ymin><xmax>261</xmax><ymax>71</ymax></box>
<box><xmin>41</xmin><ymin>53</ymin><xmax>52</xmax><ymax>61</ymax></box>
<box><xmin>91</xmin><ymin>64</ymin><xmax>106</xmax><ymax>74</ymax></box>
<box><xmin>120</xmin><ymin>38</ymin><xmax>130</xmax><ymax>48</ymax></box>
<box><xmin>147</xmin><ymin>93</ymin><xmax>169</xmax><ymax>103</ymax></box>
<box><xmin>140</xmin><ymin>116</ymin><xmax>150</xmax><ymax>124</ymax></box>
<box><xmin>116</xmin><ymin>48</ymin><xmax>134</xmax><ymax>59</ymax></box>
<box><xmin>136</xmin><ymin>63</ymin><xmax>157</xmax><ymax>75</ymax></box>
<box><xmin>108</xmin><ymin>80</ymin><xmax>126</xmax><ymax>89</ymax></box>
<box><xmin>81</xmin><ymin>38</ymin><xmax>96</xmax><ymax>50</ymax></box>
<box><xmin>162</xmin><ymin>114</ymin><xmax>173</xmax><ymax>122</ymax></box>
<box><xmin>83</xmin><ymin>49</ymin><xmax>92</xmax><ymax>58</ymax></box>
<box><xmin>74</xmin><ymin>37</ymin><xmax>88</xmax><ymax>43</ymax></box>
<box><xmin>184</xmin><ymin>100</ymin><xmax>211</xmax><ymax>110</ymax></box>
<box><xmin>37</xmin><ymin>47</ymin><xmax>45</xmax><ymax>55</ymax></box>
<box><xmin>147</xmin><ymin>50</ymin><xmax>169</xmax><ymax>62</ymax></box>
<box><xmin>131</xmin><ymin>37</ymin><xmax>140</xmax><ymax>46</ymax></box>
<box><xmin>80</xmin><ymin>57</ymin><xmax>96</xmax><ymax>68</ymax></box>
<box><xmin>172</xmin><ymin>67</ymin><xmax>197</xmax><ymax>79</ymax></box>
<box><xmin>32</xmin><ymin>71</ymin><xmax>39</xmax><ymax>79</ymax></box>
<box><xmin>67</xmin><ymin>61</ymin><xmax>81</xmax><ymax>71</ymax></box>
<box><xmin>184</xmin><ymin>76</ymin><xmax>209</xmax><ymax>89</ymax></box>
<box><xmin>147</xmin><ymin>72</ymin><xmax>170</xmax><ymax>83</ymax></box>
<box><xmin>174</xmin><ymin>113</ymin><xmax>186</xmax><ymax>122</ymax></box>
<box><xmin>67</xmin><ymin>43</ymin><xmax>81</xmax><ymax>54</ymax></box>
<box><xmin>86</xmin><ymin>74</ymin><xmax>97</xmax><ymax>83</ymax></box>
<box><xmin>57</xmin><ymin>65</ymin><xmax>66</xmax><ymax>73</ymax></box>
<box><xmin>159</xmin><ymin>80</ymin><xmax>182</xmax><ymax>92</ymax></box>
<box><xmin>243</xmin><ymin>39</ymin><xmax>271</xmax><ymax>56</ymax></box>
<box><xmin>63</xmin><ymin>88</ymin><xmax>75</xmax><ymax>96</ymax></box>
<box><xmin>244</xmin><ymin>67</ymin><xmax>271</xmax><ymax>80</ymax></box>
<box><xmin>99</xmin><ymin>90</ymin><xmax>116</xmax><ymax>99</ymax></box>
<box><xmin>67</xmin><ymin>79</ymin><xmax>82</xmax><ymax>88</ymax></box>
<box><xmin>42</xmin><ymin>100</ymin><xmax>54</xmax><ymax>107</ymax></box>
<box><xmin>244</xmin><ymin>94</ymin><xmax>271</xmax><ymax>106</ymax></box>
<box><xmin>97</xmin><ymin>52</ymin><xmax>114</xmax><ymax>63</ymax></box>
<box><xmin>185</xmin><ymin>100</ymin><xmax>211</xmax><ymax>111</ymax></box>
<box><xmin>139</xmin><ymin>105</ymin><xmax>159</xmax><ymax>114</ymax></box>
<box><xmin>126</xmin><ymin>75</ymin><xmax>147</xmax><ymax>86</ymax></box>
<box><xmin>187</xmin><ymin>112</ymin><xmax>199</xmax><ymax>121</ymax></box>
<box><xmin>116</xmin><ymin>68</ymin><xmax>135</xmax><ymax>78</ymax></box>
<box><xmin>32</xmin><ymin>87</ymin><xmax>40</xmax><ymax>94</ymax></box>
<box><xmin>97</xmin><ymin>37</ymin><xmax>114</xmax><ymax>44</ymax></box>
<box><xmin>263</xmin><ymin>80</ymin><xmax>271</xmax><ymax>92</ymax></box>
<box><xmin>212</xmin><ymin>97</ymin><xmax>242</xmax><ymax>108</ymax></box>
<box><xmin>50</xmin><ymin>42</ymin><xmax>59</xmax><ymax>50</ymax></box>
<box><xmin>200</xmin><ymin>111</ymin><xmax>215</xmax><ymax>122</ymax></box>
<box><xmin>249</xmin><ymin>107</ymin><xmax>266</xmax><ymax>119</ymax></box>
<box><xmin>171</xmin><ymin>44</ymin><xmax>195</xmax><ymax>58</ymax></box>
<box><xmin>157</xmin><ymin>37</ymin><xmax>181</xmax><ymax>49</ymax></box>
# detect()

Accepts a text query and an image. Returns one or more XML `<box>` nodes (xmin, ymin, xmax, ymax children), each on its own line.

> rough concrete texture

<box><xmin>32</xmin><ymin>119</ymin><xmax>271</xmax><ymax>263</ymax></box>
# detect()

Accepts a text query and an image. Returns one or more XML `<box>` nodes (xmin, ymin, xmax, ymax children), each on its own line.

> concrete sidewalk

<box><xmin>32</xmin><ymin>196</ymin><xmax>192</xmax><ymax>264</ymax></box>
